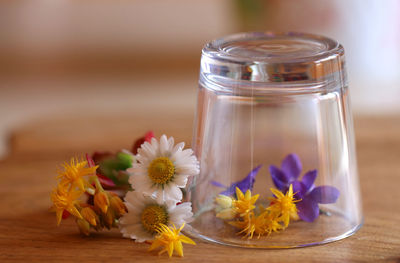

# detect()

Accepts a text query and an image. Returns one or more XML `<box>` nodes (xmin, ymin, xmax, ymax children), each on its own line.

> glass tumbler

<box><xmin>186</xmin><ymin>32</ymin><xmax>363</xmax><ymax>248</ymax></box>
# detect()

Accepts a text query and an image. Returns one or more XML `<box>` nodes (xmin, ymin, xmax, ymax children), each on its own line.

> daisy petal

<box><xmin>173</xmin><ymin>175</ymin><xmax>188</xmax><ymax>188</ymax></box>
<box><xmin>160</xmin><ymin>135</ymin><xmax>169</xmax><ymax>156</ymax></box>
<box><xmin>165</xmin><ymin>184</ymin><xmax>183</xmax><ymax>201</ymax></box>
<box><xmin>167</xmin><ymin>136</ymin><xmax>175</xmax><ymax>151</ymax></box>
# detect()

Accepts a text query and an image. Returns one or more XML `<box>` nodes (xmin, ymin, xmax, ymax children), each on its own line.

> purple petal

<box><xmin>309</xmin><ymin>186</ymin><xmax>340</xmax><ymax>204</ymax></box>
<box><xmin>235</xmin><ymin>165</ymin><xmax>262</xmax><ymax>191</ymax></box>
<box><xmin>301</xmin><ymin>170</ymin><xmax>317</xmax><ymax>192</ymax></box>
<box><xmin>220</xmin><ymin>165</ymin><xmax>262</xmax><ymax>196</ymax></box>
<box><xmin>281</xmin><ymin>153</ymin><xmax>302</xmax><ymax>180</ymax></box>
<box><xmin>220</xmin><ymin>188</ymin><xmax>236</xmax><ymax>196</ymax></box>
<box><xmin>271</xmin><ymin>175</ymin><xmax>287</xmax><ymax>192</ymax></box>
<box><xmin>291</xmin><ymin>181</ymin><xmax>305</xmax><ymax>199</ymax></box>
<box><xmin>269</xmin><ymin>165</ymin><xmax>289</xmax><ymax>183</ymax></box>
<box><xmin>297</xmin><ymin>197</ymin><xmax>319</xmax><ymax>222</ymax></box>
<box><xmin>211</xmin><ymin>181</ymin><xmax>226</xmax><ymax>188</ymax></box>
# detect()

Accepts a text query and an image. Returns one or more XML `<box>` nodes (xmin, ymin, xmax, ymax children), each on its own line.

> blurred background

<box><xmin>0</xmin><ymin>0</ymin><xmax>399</xmax><ymax>158</ymax></box>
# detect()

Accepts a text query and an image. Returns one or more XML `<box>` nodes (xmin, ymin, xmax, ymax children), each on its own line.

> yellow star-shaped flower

<box><xmin>50</xmin><ymin>184</ymin><xmax>83</xmax><ymax>225</ymax></box>
<box><xmin>233</xmin><ymin>187</ymin><xmax>259</xmax><ymax>217</ymax></box>
<box><xmin>57</xmin><ymin>157</ymin><xmax>98</xmax><ymax>191</ymax></box>
<box><xmin>148</xmin><ymin>223</ymin><xmax>196</xmax><ymax>257</ymax></box>
<box><xmin>267</xmin><ymin>184</ymin><xmax>300</xmax><ymax>227</ymax></box>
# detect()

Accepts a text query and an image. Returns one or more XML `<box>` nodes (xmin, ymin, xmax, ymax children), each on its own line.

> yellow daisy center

<box><xmin>141</xmin><ymin>205</ymin><xmax>169</xmax><ymax>233</ymax></box>
<box><xmin>148</xmin><ymin>157</ymin><xmax>175</xmax><ymax>185</ymax></box>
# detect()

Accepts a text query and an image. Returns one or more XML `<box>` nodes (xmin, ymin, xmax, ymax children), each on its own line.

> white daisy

<box><xmin>129</xmin><ymin>135</ymin><xmax>199</xmax><ymax>203</ymax></box>
<box><xmin>119</xmin><ymin>191</ymin><xmax>193</xmax><ymax>242</ymax></box>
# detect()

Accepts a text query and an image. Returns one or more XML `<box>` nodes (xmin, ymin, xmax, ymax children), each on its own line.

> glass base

<box><xmin>185</xmin><ymin>210</ymin><xmax>363</xmax><ymax>249</ymax></box>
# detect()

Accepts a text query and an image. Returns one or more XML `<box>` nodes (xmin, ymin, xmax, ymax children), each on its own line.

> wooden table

<box><xmin>0</xmin><ymin>113</ymin><xmax>399</xmax><ymax>262</ymax></box>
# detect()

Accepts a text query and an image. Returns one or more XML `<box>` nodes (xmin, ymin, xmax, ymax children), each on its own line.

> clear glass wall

<box><xmin>186</xmin><ymin>32</ymin><xmax>362</xmax><ymax>248</ymax></box>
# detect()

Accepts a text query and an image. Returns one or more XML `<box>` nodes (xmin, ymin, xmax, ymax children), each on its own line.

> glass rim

<box><xmin>203</xmin><ymin>31</ymin><xmax>343</xmax><ymax>64</ymax></box>
<box><xmin>200</xmin><ymin>31</ymin><xmax>347</xmax><ymax>92</ymax></box>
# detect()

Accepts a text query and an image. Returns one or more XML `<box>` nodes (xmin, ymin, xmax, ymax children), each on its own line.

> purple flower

<box><xmin>270</xmin><ymin>154</ymin><xmax>340</xmax><ymax>222</ymax></box>
<box><xmin>212</xmin><ymin>165</ymin><xmax>262</xmax><ymax>196</ymax></box>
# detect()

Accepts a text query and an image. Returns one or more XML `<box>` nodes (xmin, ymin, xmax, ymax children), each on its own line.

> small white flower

<box><xmin>129</xmin><ymin>135</ymin><xmax>199</xmax><ymax>203</ymax></box>
<box><xmin>119</xmin><ymin>191</ymin><xmax>193</xmax><ymax>242</ymax></box>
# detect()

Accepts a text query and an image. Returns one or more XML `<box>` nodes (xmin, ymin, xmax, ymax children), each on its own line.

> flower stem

<box><xmin>90</xmin><ymin>175</ymin><xmax>104</xmax><ymax>192</ymax></box>
<box><xmin>319</xmin><ymin>209</ymin><xmax>331</xmax><ymax>216</ymax></box>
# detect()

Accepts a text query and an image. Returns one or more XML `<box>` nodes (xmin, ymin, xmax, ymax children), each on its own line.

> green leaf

<box><xmin>98</xmin><ymin>152</ymin><xmax>133</xmax><ymax>186</ymax></box>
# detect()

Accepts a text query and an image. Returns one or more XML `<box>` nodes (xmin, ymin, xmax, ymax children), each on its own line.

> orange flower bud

<box><xmin>94</xmin><ymin>191</ymin><xmax>109</xmax><ymax>214</ymax></box>
<box><xmin>110</xmin><ymin>196</ymin><xmax>127</xmax><ymax>217</ymax></box>
<box><xmin>76</xmin><ymin>218</ymin><xmax>90</xmax><ymax>236</ymax></box>
<box><xmin>103</xmin><ymin>209</ymin><xmax>115</xmax><ymax>229</ymax></box>
<box><xmin>81</xmin><ymin>207</ymin><xmax>99</xmax><ymax>226</ymax></box>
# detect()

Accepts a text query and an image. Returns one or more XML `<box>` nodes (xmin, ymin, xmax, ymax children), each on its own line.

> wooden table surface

<box><xmin>0</xmin><ymin>113</ymin><xmax>399</xmax><ymax>263</ymax></box>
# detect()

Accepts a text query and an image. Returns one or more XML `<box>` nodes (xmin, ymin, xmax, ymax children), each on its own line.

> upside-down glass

<box><xmin>185</xmin><ymin>32</ymin><xmax>363</xmax><ymax>248</ymax></box>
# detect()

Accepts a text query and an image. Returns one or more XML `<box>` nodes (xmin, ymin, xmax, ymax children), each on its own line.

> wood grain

<box><xmin>0</xmin><ymin>113</ymin><xmax>399</xmax><ymax>263</ymax></box>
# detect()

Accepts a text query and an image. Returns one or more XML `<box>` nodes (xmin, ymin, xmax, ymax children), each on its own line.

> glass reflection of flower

<box><xmin>269</xmin><ymin>154</ymin><xmax>340</xmax><ymax>222</ymax></box>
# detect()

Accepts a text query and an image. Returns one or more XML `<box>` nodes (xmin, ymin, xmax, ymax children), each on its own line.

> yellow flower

<box><xmin>229</xmin><ymin>212</ymin><xmax>265</xmax><ymax>239</ymax></box>
<box><xmin>233</xmin><ymin>187</ymin><xmax>259</xmax><ymax>217</ymax></box>
<box><xmin>50</xmin><ymin>185</ymin><xmax>83</xmax><ymax>225</ymax></box>
<box><xmin>148</xmin><ymin>224</ymin><xmax>196</xmax><ymax>257</ymax></box>
<box><xmin>267</xmin><ymin>184</ymin><xmax>300</xmax><ymax>227</ymax></box>
<box><xmin>57</xmin><ymin>157</ymin><xmax>98</xmax><ymax>191</ymax></box>
<box><xmin>258</xmin><ymin>210</ymin><xmax>285</xmax><ymax>235</ymax></box>
<box><xmin>229</xmin><ymin>210</ymin><xmax>285</xmax><ymax>239</ymax></box>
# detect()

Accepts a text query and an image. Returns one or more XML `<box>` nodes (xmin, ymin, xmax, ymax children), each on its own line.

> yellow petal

<box><xmin>270</xmin><ymin>188</ymin><xmax>284</xmax><ymax>198</ymax></box>
<box><xmin>148</xmin><ymin>240</ymin><xmax>162</xmax><ymax>252</ymax></box>
<box><xmin>283</xmin><ymin>214</ymin><xmax>290</xmax><ymax>227</ymax></box>
<box><xmin>70</xmin><ymin>188</ymin><xmax>83</xmax><ymax>200</ymax></box>
<box><xmin>288</xmin><ymin>184</ymin><xmax>293</xmax><ymax>196</ymax></box>
<box><xmin>174</xmin><ymin>241</ymin><xmax>183</xmax><ymax>257</ymax></box>
<box><xmin>77</xmin><ymin>178</ymin><xmax>85</xmax><ymax>192</ymax></box>
<box><xmin>251</xmin><ymin>194</ymin><xmax>259</xmax><ymax>203</ymax></box>
<box><xmin>56</xmin><ymin>209</ymin><xmax>63</xmax><ymax>226</ymax></box>
<box><xmin>290</xmin><ymin>211</ymin><xmax>299</xmax><ymax>221</ymax></box>
<box><xmin>179</xmin><ymin>235</ymin><xmax>196</xmax><ymax>245</ymax></box>
<box><xmin>235</xmin><ymin>187</ymin><xmax>244</xmax><ymax>200</ymax></box>
<box><xmin>244</xmin><ymin>190</ymin><xmax>251</xmax><ymax>200</ymax></box>
<box><xmin>167</xmin><ymin>242</ymin><xmax>174</xmax><ymax>258</ymax></box>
